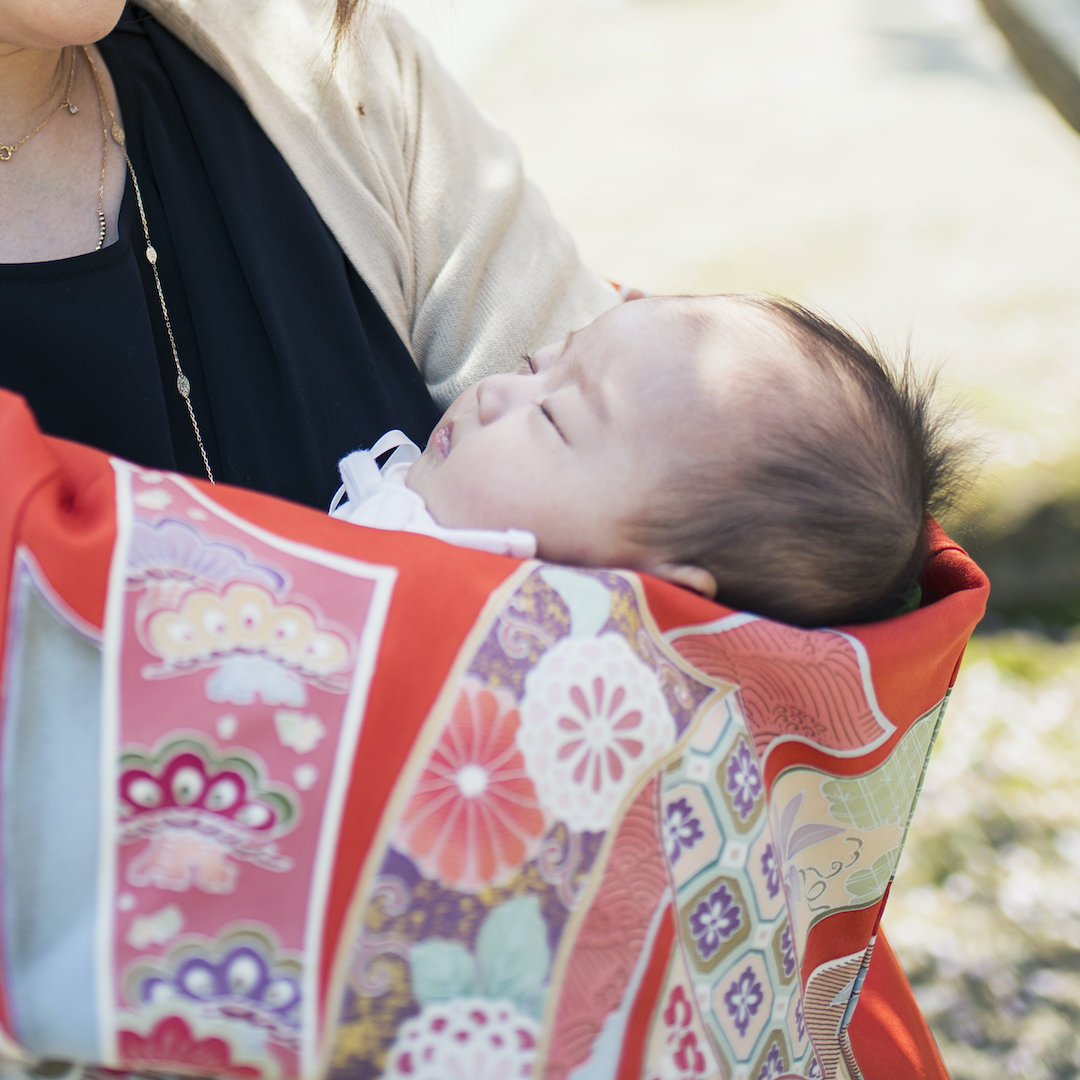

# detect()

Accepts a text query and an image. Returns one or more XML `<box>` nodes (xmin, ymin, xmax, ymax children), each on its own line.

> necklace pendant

<box><xmin>176</xmin><ymin>373</ymin><xmax>191</xmax><ymax>399</ymax></box>
<box><xmin>0</xmin><ymin>146</ymin><xmax>13</xmax><ymax>162</ymax></box>
<box><xmin>111</xmin><ymin>123</ymin><xmax>125</xmax><ymax>146</ymax></box>
<box><xmin>67</xmin><ymin>102</ymin><xmax>78</xmax><ymax>115</ymax></box>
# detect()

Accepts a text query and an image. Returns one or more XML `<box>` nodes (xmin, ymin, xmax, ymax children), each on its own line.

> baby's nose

<box><xmin>476</xmin><ymin>373</ymin><xmax>529</xmax><ymax>424</ymax></box>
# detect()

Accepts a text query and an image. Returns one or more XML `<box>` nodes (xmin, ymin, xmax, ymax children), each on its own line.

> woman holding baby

<box><xmin>0</xmin><ymin>2</ymin><xmax>976</xmax><ymax>1078</ymax></box>
<box><xmin>0</xmin><ymin>0</ymin><xmax>617</xmax><ymax>510</ymax></box>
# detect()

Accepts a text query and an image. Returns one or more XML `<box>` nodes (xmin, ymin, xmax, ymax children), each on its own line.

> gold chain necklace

<box><xmin>0</xmin><ymin>47</ymin><xmax>78</xmax><ymax>162</ymax></box>
<box><xmin>83</xmin><ymin>47</ymin><xmax>215</xmax><ymax>484</ymax></box>
<box><xmin>91</xmin><ymin>55</ymin><xmax>108</xmax><ymax>251</ymax></box>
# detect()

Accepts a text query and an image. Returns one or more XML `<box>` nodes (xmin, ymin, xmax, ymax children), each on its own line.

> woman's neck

<box><xmin>0</xmin><ymin>41</ymin><xmax>127</xmax><ymax>263</ymax></box>
<box><xmin>0</xmin><ymin>44</ymin><xmax>70</xmax><ymax>137</ymax></box>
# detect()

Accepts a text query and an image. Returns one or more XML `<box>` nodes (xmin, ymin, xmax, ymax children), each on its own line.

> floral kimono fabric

<box><xmin>0</xmin><ymin>389</ymin><xmax>987</xmax><ymax>1080</ymax></box>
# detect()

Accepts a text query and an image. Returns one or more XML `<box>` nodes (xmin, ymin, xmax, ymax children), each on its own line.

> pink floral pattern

<box><xmin>109</xmin><ymin>469</ymin><xmax>397</xmax><ymax>1080</ymax></box>
<box><xmin>383</xmin><ymin>998</ymin><xmax>538</xmax><ymax>1080</ymax></box>
<box><xmin>518</xmin><ymin>635</ymin><xmax>676</xmax><ymax>831</ymax></box>
<box><xmin>393</xmin><ymin>680</ymin><xmax>546</xmax><ymax>893</ymax></box>
<box><xmin>646</xmin><ymin>985</ymin><xmax>710</xmax><ymax>1080</ymax></box>
<box><xmin>118</xmin><ymin>1015</ymin><xmax>261</xmax><ymax>1078</ymax></box>
<box><xmin>119</xmin><ymin>740</ymin><xmax>297</xmax><ymax>893</ymax></box>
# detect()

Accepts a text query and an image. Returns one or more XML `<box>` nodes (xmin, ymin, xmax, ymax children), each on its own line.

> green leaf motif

<box><xmin>409</xmin><ymin>939</ymin><xmax>478</xmax><ymax>1005</ymax></box>
<box><xmin>821</xmin><ymin>708</ymin><xmax>938</xmax><ymax>831</ymax></box>
<box><xmin>475</xmin><ymin>895</ymin><xmax>551</xmax><ymax>1016</ymax></box>
<box><xmin>845</xmin><ymin>848</ymin><xmax>900</xmax><ymax>899</ymax></box>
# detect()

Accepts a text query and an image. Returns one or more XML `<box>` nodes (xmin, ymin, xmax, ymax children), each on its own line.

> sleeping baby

<box><xmin>330</xmin><ymin>294</ymin><xmax>961</xmax><ymax>627</ymax></box>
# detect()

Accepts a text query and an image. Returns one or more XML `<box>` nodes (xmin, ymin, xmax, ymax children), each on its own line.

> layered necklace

<box><xmin>0</xmin><ymin>47</ymin><xmax>79</xmax><ymax>162</ymax></box>
<box><xmin>83</xmin><ymin>47</ymin><xmax>214</xmax><ymax>482</ymax></box>
<box><xmin>1</xmin><ymin>45</ymin><xmax>216</xmax><ymax>483</ymax></box>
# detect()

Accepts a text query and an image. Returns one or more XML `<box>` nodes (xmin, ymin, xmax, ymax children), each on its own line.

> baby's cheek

<box><xmin>413</xmin><ymin>463</ymin><xmax>486</xmax><ymax>529</ymax></box>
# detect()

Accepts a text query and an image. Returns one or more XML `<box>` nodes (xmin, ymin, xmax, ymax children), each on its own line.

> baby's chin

<box><xmin>403</xmin><ymin>453</ymin><xmax>431</xmax><ymax>497</ymax></box>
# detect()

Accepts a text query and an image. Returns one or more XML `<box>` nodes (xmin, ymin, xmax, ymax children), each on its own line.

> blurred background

<box><xmin>387</xmin><ymin>0</ymin><xmax>1079</xmax><ymax>1074</ymax></box>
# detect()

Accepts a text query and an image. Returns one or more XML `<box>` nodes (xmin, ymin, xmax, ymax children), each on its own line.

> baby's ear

<box><xmin>649</xmin><ymin>562</ymin><xmax>718</xmax><ymax>599</ymax></box>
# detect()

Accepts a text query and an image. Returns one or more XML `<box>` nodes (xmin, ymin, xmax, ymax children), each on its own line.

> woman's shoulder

<box><xmin>135</xmin><ymin>0</ymin><xmax>619</xmax><ymax>400</ymax></box>
<box><xmin>139</xmin><ymin>0</ymin><xmax>424</xmax><ymax>96</ymax></box>
<box><xmin>136</xmin><ymin>0</ymin><xmax>448</xmax><ymax>191</ymax></box>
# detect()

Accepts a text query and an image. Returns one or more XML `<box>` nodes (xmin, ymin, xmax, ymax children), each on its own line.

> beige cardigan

<box><xmin>140</xmin><ymin>0</ymin><xmax>618</xmax><ymax>408</ymax></box>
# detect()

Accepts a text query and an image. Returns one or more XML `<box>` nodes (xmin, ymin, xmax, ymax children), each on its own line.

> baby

<box><xmin>331</xmin><ymin>295</ymin><xmax>961</xmax><ymax>627</ymax></box>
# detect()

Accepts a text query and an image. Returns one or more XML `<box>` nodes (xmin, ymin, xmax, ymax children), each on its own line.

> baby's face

<box><xmin>406</xmin><ymin>296</ymin><xmax>771</xmax><ymax>579</ymax></box>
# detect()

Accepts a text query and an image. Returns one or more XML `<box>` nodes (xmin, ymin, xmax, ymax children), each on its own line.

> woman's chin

<box><xmin>3</xmin><ymin>1</ymin><xmax>126</xmax><ymax>49</ymax></box>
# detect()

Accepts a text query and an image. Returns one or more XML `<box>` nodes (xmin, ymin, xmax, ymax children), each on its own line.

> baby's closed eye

<box><xmin>539</xmin><ymin>401</ymin><xmax>567</xmax><ymax>442</ymax></box>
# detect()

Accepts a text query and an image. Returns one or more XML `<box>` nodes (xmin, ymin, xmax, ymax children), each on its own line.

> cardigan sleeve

<box><xmin>378</xmin><ymin>12</ymin><xmax>620</xmax><ymax>406</ymax></box>
<box><xmin>136</xmin><ymin>0</ymin><xmax>620</xmax><ymax>408</ymax></box>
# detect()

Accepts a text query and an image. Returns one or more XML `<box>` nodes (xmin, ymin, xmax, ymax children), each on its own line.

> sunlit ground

<box><xmin>394</xmin><ymin>0</ymin><xmax>1080</xmax><ymax>1072</ymax></box>
<box><xmin>889</xmin><ymin>635</ymin><xmax>1080</xmax><ymax>1078</ymax></box>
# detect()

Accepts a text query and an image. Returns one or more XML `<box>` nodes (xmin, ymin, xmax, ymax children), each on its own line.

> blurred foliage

<box><xmin>891</xmin><ymin>634</ymin><xmax>1080</xmax><ymax>1078</ymax></box>
<box><xmin>955</xmin><ymin>491</ymin><xmax>1080</xmax><ymax>636</ymax></box>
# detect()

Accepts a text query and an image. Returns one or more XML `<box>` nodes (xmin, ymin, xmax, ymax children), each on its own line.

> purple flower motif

<box><xmin>756</xmin><ymin>1044</ymin><xmax>785</xmax><ymax>1080</ymax></box>
<box><xmin>796</xmin><ymin>998</ymin><xmax>807</xmax><ymax>1041</ymax></box>
<box><xmin>726</xmin><ymin>740</ymin><xmax>762</xmax><ymax>820</ymax></box>
<box><xmin>128</xmin><ymin>518</ymin><xmax>286</xmax><ymax>591</ymax></box>
<box><xmin>761</xmin><ymin>842</ymin><xmax>781</xmax><ymax>899</ymax></box>
<box><xmin>723</xmin><ymin>965</ymin><xmax>764</xmax><ymax>1037</ymax></box>
<box><xmin>141</xmin><ymin>944</ymin><xmax>301</xmax><ymax>1038</ymax></box>
<box><xmin>665</xmin><ymin>798</ymin><xmax>705</xmax><ymax>863</ymax></box>
<box><xmin>808</xmin><ymin>1054</ymin><xmax>823</xmax><ymax>1079</ymax></box>
<box><xmin>688</xmin><ymin>883</ymin><xmax>742</xmax><ymax>960</ymax></box>
<box><xmin>780</xmin><ymin>922</ymin><xmax>797</xmax><ymax>979</ymax></box>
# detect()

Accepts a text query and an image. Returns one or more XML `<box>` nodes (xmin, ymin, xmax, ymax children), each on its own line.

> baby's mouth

<box><xmin>432</xmin><ymin>422</ymin><xmax>452</xmax><ymax>459</ymax></box>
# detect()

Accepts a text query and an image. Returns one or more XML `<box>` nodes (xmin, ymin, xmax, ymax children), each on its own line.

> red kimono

<box><xmin>0</xmin><ymin>389</ymin><xmax>985</xmax><ymax>1079</ymax></box>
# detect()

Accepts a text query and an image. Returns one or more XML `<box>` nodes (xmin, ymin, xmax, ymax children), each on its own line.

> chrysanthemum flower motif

<box><xmin>141</xmin><ymin>583</ymin><xmax>351</xmax><ymax>696</ymax></box>
<box><xmin>518</xmin><ymin>635</ymin><xmax>676</xmax><ymax>832</ymax></box>
<box><xmin>139</xmin><ymin>943</ymin><xmax>302</xmax><ymax>1043</ymax></box>
<box><xmin>120</xmin><ymin>740</ymin><xmax>296</xmax><ymax>894</ymax></box>
<box><xmin>383</xmin><ymin>998</ymin><xmax>538</xmax><ymax>1080</ymax></box>
<box><xmin>393</xmin><ymin>680</ymin><xmax>546</xmax><ymax>894</ymax></box>
<box><xmin>117</xmin><ymin>1015</ymin><xmax>261</xmax><ymax>1078</ymax></box>
<box><xmin>127</xmin><ymin>518</ymin><xmax>286</xmax><ymax>592</ymax></box>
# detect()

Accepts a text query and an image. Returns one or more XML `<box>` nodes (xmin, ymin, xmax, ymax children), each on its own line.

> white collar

<box><xmin>329</xmin><ymin>431</ymin><xmax>537</xmax><ymax>559</ymax></box>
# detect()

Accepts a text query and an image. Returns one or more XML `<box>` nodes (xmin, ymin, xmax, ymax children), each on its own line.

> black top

<box><xmin>0</xmin><ymin>6</ymin><xmax>441</xmax><ymax>510</ymax></box>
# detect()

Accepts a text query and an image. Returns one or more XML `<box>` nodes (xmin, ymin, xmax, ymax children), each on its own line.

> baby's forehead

<box><xmin>684</xmin><ymin>295</ymin><xmax>801</xmax><ymax>355</ymax></box>
<box><xmin>667</xmin><ymin>301</ymin><xmax>846</xmax><ymax>445</ymax></box>
<box><xmin>653</xmin><ymin>297</ymin><xmax>811</xmax><ymax>391</ymax></box>
<box><xmin>576</xmin><ymin>295</ymin><xmax>825</xmax><ymax>440</ymax></box>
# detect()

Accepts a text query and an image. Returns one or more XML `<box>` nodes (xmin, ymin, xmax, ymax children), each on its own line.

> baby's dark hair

<box><xmin>636</xmin><ymin>296</ymin><xmax>969</xmax><ymax>627</ymax></box>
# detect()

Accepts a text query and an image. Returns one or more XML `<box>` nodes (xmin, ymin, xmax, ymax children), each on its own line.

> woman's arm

<box><xmin>141</xmin><ymin>0</ymin><xmax>619</xmax><ymax>407</ymax></box>
<box><xmin>377</xmin><ymin>9</ymin><xmax>621</xmax><ymax>406</ymax></box>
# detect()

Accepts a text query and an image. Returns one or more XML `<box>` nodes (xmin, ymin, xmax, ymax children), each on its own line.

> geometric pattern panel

<box><xmin>661</xmin><ymin>695</ymin><xmax>817</xmax><ymax>1079</ymax></box>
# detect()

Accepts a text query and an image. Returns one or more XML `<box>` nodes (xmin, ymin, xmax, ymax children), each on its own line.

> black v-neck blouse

<box><xmin>0</xmin><ymin>6</ymin><xmax>441</xmax><ymax>511</ymax></box>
